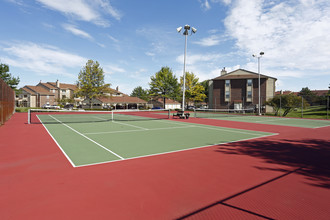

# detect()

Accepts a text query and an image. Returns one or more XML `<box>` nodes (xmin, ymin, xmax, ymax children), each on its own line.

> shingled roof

<box><xmin>213</xmin><ymin>69</ymin><xmax>277</xmax><ymax>80</ymax></box>
<box><xmin>22</xmin><ymin>86</ymin><xmax>55</xmax><ymax>95</ymax></box>
<box><xmin>97</xmin><ymin>95</ymin><xmax>147</xmax><ymax>104</ymax></box>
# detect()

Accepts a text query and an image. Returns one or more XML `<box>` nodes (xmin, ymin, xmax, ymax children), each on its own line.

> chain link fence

<box><xmin>0</xmin><ymin>78</ymin><xmax>15</xmax><ymax>125</ymax></box>
<box><xmin>267</xmin><ymin>94</ymin><xmax>329</xmax><ymax>119</ymax></box>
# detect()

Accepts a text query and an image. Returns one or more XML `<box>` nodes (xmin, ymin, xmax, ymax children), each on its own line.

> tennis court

<box><xmin>34</xmin><ymin>109</ymin><xmax>275</xmax><ymax>167</ymax></box>
<box><xmin>194</xmin><ymin>109</ymin><xmax>330</xmax><ymax>128</ymax></box>
<box><xmin>2</xmin><ymin>112</ymin><xmax>330</xmax><ymax>219</ymax></box>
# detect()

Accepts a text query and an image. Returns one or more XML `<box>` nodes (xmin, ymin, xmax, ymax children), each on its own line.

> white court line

<box><xmin>49</xmin><ymin>115</ymin><xmax>125</xmax><ymax>160</ymax></box>
<box><xmin>76</xmin><ymin>132</ymin><xmax>278</xmax><ymax>168</ymax></box>
<box><xmin>37</xmin><ymin>115</ymin><xmax>76</xmax><ymax>167</ymax></box>
<box><xmin>84</xmin><ymin>125</ymin><xmax>196</xmax><ymax>135</ymax></box>
<box><xmin>255</xmin><ymin>118</ymin><xmax>290</xmax><ymax>123</ymax></box>
<box><xmin>112</xmin><ymin>120</ymin><xmax>149</xmax><ymax>130</ymax></box>
<box><xmin>193</xmin><ymin>124</ymin><xmax>275</xmax><ymax>136</ymax></box>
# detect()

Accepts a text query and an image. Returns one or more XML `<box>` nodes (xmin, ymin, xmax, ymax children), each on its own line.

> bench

<box><xmin>173</xmin><ymin>111</ymin><xmax>190</xmax><ymax>119</ymax></box>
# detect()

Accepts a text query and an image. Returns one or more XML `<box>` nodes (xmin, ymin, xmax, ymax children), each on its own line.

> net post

<box><xmin>28</xmin><ymin>109</ymin><xmax>31</xmax><ymax>124</ymax></box>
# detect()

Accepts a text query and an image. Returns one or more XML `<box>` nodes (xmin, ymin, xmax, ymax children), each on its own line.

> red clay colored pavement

<box><xmin>0</xmin><ymin>113</ymin><xmax>329</xmax><ymax>219</ymax></box>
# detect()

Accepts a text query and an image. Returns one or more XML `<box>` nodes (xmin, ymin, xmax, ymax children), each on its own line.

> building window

<box><xmin>247</xmin><ymin>79</ymin><xmax>252</xmax><ymax>86</ymax></box>
<box><xmin>247</xmin><ymin>91</ymin><xmax>252</xmax><ymax>98</ymax></box>
<box><xmin>225</xmin><ymin>80</ymin><xmax>230</xmax><ymax>87</ymax></box>
<box><xmin>225</xmin><ymin>91</ymin><xmax>230</xmax><ymax>99</ymax></box>
<box><xmin>62</xmin><ymin>89</ymin><xmax>66</xmax><ymax>93</ymax></box>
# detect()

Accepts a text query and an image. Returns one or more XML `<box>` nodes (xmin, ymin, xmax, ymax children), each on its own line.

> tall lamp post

<box><xmin>252</xmin><ymin>52</ymin><xmax>264</xmax><ymax>115</ymax></box>
<box><xmin>177</xmin><ymin>24</ymin><xmax>197</xmax><ymax>112</ymax></box>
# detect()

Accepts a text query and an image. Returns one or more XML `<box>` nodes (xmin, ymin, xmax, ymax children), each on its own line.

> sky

<box><xmin>1</xmin><ymin>0</ymin><xmax>330</xmax><ymax>95</ymax></box>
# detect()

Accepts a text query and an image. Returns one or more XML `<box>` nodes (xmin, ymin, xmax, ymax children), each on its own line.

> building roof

<box><xmin>22</xmin><ymin>86</ymin><xmax>55</xmax><ymax>95</ymax></box>
<box><xmin>213</xmin><ymin>69</ymin><xmax>277</xmax><ymax>80</ymax></box>
<box><xmin>97</xmin><ymin>95</ymin><xmax>147</xmax><ymax>104</ymax></box>
<box><xmin>311</xmin><ymin>90</ymin><xmax>329</xmax><ymax>96</ymax></box>
<box><xmin>46</xmin><ymin>82</ymin><xmax>77</xmax><ymax>90</ymax></box>
<box><xmin>151</xmin><ymin>98</ymin><xmax>180</xmax><ymax>104</ymax></box>
<box><xmin>38</xmin><ymin>82</ymin><xmax>58</xmax><ymax>90</ymax></box>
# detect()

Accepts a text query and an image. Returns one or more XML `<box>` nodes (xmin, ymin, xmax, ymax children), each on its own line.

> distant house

<box><xmin>37</xmin><ymin>80</ymin><xmax>77</xmax><ymax>100</ymax></box>
<box><xmin>82</xmin><ymin>88</ymin><xmax>148</xmax><ymax>109</ymax></box>
<box><xmin>16</xmin><ymin>80</ymin><xmax>78</xmax><ymax>107</ymax></box>
<box><xmin>148</xmin><ymin>98</ymin><xmax>181</xmax><ymax>110</ymax></box>
<box><xmin>18</xmin><ymin>85</ymin><xmax>56</xmax><ymax>107</ymax></box>
<box><xmin>209</xmin><ymin>68</ymin><xmax>277</xmax><ymax>113</ymax></box>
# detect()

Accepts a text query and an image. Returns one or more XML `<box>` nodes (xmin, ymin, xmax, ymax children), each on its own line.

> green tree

<box><xmin>0</xmin><ymin>63</ymin><xmax>20</xmax><ymax>91</ymax></box>
<box><xmin>180</xmin><ymin>72</ymin><xmax>206</xmax><ymax>106</ymax></box>
<box><xmin>200</xmin><ymin>80</ymin><xmax>209</xmax><ymax>104</ymax></box>
<box><xmin>266</xmin><ymin>94</ymin><xmax>309</xmax><ymax>116</ymax></box>
<box><xmin>75</xmin><ymin>60</ymin><xmax>110</xmax><ymax>108</ymax></box>
<box><xmin>130</xmin><ymin>86</ymin><xmax>149</xmax><ymax>101</ymax></box>
<box><xmin>298</xmin><ymin>87</ymin><xmax>316</xmax><ymax>105</ymax></box>
<box><xmin>149</xmin><ymin>66</ymin><xmax>180</xmax><ymax>108</ymax></box>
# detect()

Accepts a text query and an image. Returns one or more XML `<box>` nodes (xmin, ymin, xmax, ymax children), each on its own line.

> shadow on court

<box><xmin>215</xmin><ymin>138</ymin><xmax>330</xmax><ymax>189</ymax></box>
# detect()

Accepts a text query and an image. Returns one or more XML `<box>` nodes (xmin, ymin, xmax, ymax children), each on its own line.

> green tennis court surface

<box><xmin>38</xmin><ymin>114</ymin><xmax>275</xmax><ymax>167</ymax></box>
<box><xmin>194</xmin><ymin>110</ymin><xmax>330</xmax><ymax>128</ymax></box>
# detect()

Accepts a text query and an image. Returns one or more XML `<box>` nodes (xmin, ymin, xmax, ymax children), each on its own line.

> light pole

<box><xmin>252</xmin><ymin>52</ymin><xmax>264</xmax><ymax>115</ymax></box>
<box><xmin>177</xmin><ymin>25</ymin><xmax>197</xmax><ymax>112</ymax></box>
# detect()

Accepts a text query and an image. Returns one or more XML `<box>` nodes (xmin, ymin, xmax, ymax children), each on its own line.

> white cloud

<box><xmin>36</xmin><ymin>0</ymin><xmax>121</xmax><ymax>27</ymax></box>
<box><xmin>62</xmin><ymin>24</ymin><xmax>93</xmax><ymax>40</ymax></box>
<box><xmin>2</xmin><ymin>42</ymin><xmax>86</xmax><ymax>77</ymax></box>
<box><xmin>193</xmin><ymin>35</ymin><xmax>222</xmax><ymax>46</ymax></box>
<box><xmin>176</xmin><ymin>53</ymin><xmax>222</xmax><ymax>65</ymax></box>
<box><xmin>224</xmin><ymin>0</ymin><xmax>330</xmax><ymax>77</ymax></box>
<box><xmin>93</xmin><ymin>0</ymin><xmax>121</xmax><ymax>21</ymax></box>
<box><xmin>103</xmin><ymin>64</ymin><xmax>126</xmax><ymax>75</ymax></box>
<box><xmin>107</xmin><ymin>34</ymin><xmax>119</xmax><ymax>43</ymax></box>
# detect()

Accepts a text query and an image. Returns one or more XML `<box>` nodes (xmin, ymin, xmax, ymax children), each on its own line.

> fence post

<box><xmin>327</xmin><ymin>95</ymin><xmax>329</xmax><ymax>120</ymax></box>
<box><xmin>279</xmin><ymin>95</ymin><xmax>281</xmax><ymax>117</ymax></box>
<box><xmin>301</xmin><ymin>96</ymin><xmax>303</xmax><ymax>118</ymax></box>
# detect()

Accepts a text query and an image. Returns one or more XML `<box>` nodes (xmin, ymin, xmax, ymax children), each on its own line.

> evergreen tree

<box><xmin>0</xmin><ymin>63</ymin><xmax>20</xmax><ymax>91</ymax></box>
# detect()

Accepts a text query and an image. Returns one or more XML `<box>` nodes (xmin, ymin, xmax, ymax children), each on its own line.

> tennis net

<box><xmin>28</xmin><ymin>109</ymin><xmax>170</xmax><ymax>124</ymax></box>
<box><xmin>194</xmin><ymin>108</ymin><xmax>255</xmax><ymax>119</ymax></box>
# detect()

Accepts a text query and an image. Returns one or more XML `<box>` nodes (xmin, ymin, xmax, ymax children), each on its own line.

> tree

<box><xmin>298</xmin><ymin>87</ymin><xmax>316</xmax><ymax>105</ymax></box>
<box><xmin>75</xmin><ymin>60</ymin><xmax>110</xmax><ymax>108</ymax></box>
<box><xmin>0</xmin><ymin>63</ymin><xmax>20</xmax><ymax>91</ymax></box>
<box><xmin>149</xmin><ymin>67</ymin><xmax>180</xmax><ymax>108</ymax></box>
<box><xmin>180</xmin><ymin>72</ymin><xmax>206</xmax><ymax>106</ymax></box>
<box><xmin>200</xmin><ymin>80</ymin><xmax>209</xmax><ymax>104</ymax></box>
<box><xmin>266</xmin><ymin>94</ymin><xmax>309</xmax><ymax>116</ymax></box>
<box><xmin>131</xmin><ymin>86</ymin><xmax>149</xmax><ymax>101</ymax></box>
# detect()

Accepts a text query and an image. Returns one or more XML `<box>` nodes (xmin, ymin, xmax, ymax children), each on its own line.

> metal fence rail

<box><xmin>0</xmin><ymin>77</ymin><xmax>15</xmax><ymax>125</ymax></box>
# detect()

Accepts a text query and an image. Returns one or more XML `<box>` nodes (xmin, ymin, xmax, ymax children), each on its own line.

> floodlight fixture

<box><xmin>184</xmin><ymin>24</ymin><xmax>190</xmax><ymax>30</ymax></box>
<box><xmin>177</xmin><ymin>27</ymin><xmax>182</xmax><ymax>33</ymax></box>
<box><xmin>191</xmin><ymin>27</ymin><xmax>197</xmax><ymax>33</ymax></box>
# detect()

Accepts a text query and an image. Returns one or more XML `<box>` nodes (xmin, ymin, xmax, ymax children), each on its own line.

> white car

<box><xmin>42</xmin><ymin>104</ymin><xmax>51</xmax><ymax>109</ymax></box>
<box><xmin>50</xmin><ymin>105</ymin><xmax>60</xmax><ymax>109</ymax></box>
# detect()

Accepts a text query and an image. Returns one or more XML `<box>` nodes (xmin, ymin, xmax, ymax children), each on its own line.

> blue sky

<box><xmin>1</xmin><ymin>0</ymin><xmax>329</xmax><ymax>95</ymax></box>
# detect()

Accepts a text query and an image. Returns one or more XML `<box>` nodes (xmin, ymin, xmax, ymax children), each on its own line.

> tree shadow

<box><xmin>215</xmin><ymin>139</ymin><xmax>330</xmax><ymax>188</ymax></box>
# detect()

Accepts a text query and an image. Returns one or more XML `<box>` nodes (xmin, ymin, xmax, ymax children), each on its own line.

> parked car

<box><xmin>63</xmin><ymin>104</ymin><xmax>74</xmax><ymax>109</ymax></box>
<box><xmin>50</xmin><ymin>105</ymin><xmax>60</xmax><ymax>109</ymax></box>
<box><xmin>42</xmin><ymin>104</ymin><xmax>51</xmax><ymax>109</ymax></box>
